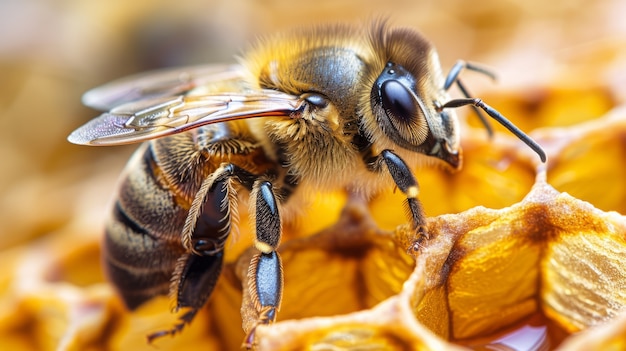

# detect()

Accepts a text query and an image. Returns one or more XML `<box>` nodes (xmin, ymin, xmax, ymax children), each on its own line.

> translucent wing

<box><xmin>68</xmin><ymin>91</ymin><xmax>303</xmax><ymax>146</ymax></box>
<box><xmin>69</xmin><ymin>64</ymin><xmax>303</xmax><ymax>146</ymax></box>
<box><xmin>82</xmin><ymin>64</ymin><xmax>245</xmax><ymax>111</ymax></box>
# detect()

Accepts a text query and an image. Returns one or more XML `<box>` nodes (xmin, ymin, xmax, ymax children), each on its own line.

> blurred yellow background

<box><xmin>0</xmin><ymin>0</ymin><xmax>625</xmax><ymax>350</ymax></box>
<box><xmin>2</xmin><ymin>0</ymin><xmax>625</xmax><ymax>247</ymax></box>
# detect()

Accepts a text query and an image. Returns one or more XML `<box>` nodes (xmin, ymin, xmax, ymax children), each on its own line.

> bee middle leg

<box><xmin>368</xmin><ymin>149</ymin><xmax>428</xmax><ymax>244</ymax></box>
<box><xmin>243</xmin><ymin>180</ymin><xmax>284</xmax><ymax>348</ymax></box>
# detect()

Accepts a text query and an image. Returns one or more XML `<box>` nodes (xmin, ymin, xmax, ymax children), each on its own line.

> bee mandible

<box><xmin>68</xmin><ymin>22</ymin><xmax>546</xmax><ymax>347</ymax></box>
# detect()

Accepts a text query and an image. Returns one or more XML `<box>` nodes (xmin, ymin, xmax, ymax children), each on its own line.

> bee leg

<box><xmin>243</xmin><ymin>180</ymin><xmax>284</xmax><ymax>348</ymax></box>
<box><xmin>370</xmin><ymin>149</ymin><xmax>428</xmax><ymax>244</ymax></box>
<box><xmin>146</xmin><ymin>253</ymin><xmax>223</xmax><ymax>343</ymax></box>
<box><xmin>443</xmin><ymin>60</ymin><xmax>496</xmax><ymax>90</ymax></box>
<box><xmin>148</xmin><ymin>174</ymin><xmax>234</xmax><ymax>342</ymax></box>
<box><xmin>443</xmin><ymin>60</ymin><xmax>496</xmax><ymax>136</ymax></box>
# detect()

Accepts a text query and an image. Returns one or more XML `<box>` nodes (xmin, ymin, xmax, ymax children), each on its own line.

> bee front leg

<box><xmin>369</xmin><ymin>149</ymin><xmax>428</xmax><ymax>245</ymax></box>
<box><xmin>244</xmin><ymin>180</ymin><xmax>284</xmax><ymax>348</ymax></box>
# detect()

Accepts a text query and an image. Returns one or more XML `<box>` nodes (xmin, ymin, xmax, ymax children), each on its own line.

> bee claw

<box><xmin>146</xmin><ymin>311</ymin><xmax>191</xmax><ymax>344</ymax></box>
<box><xmin>242</xmin><ymin>326</ymin><xmax>258</xmax><ymax>350</ymax></box>
<box><xmin>408</xmin><ymin>226</ymin><xmax>429</xmax><ymax>253</ymax></box>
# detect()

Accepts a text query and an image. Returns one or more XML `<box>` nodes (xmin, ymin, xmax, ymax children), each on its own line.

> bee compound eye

<box><xmin>380</xmin><ymin>80</ymin><xmax>417</xmax><ymax>124</ymax></box>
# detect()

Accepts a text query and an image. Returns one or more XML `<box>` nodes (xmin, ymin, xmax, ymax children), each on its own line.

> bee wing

<box><xmin>68</xmin><ymin>91</ymin><xmax>302</xmax><ymax>146</ymax></box>
<box><xmin>82</xmin><ymin>64</ymin><xmax>245</xmax><ymax>111</ymax></box>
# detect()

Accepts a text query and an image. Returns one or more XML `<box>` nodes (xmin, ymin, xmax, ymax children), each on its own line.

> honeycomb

<box><xmin>2</xmin><ymin>65</ymin><xmax>625</xmax><ymax>351</ymax></box>
<box><xmin>1</xmin><ymin>1</ymin><xmax>625</xmax><ymax>351</ymax></box>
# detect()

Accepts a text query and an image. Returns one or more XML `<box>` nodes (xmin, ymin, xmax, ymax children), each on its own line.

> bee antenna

<box><xmin>444</xmin><ymin>61</ymin><xmax>497</xmax><ymax>89</ymax></box>
<box><xmin>438</xmin><ymin>98</ymin><xmax>547</xmax><ymax>163</ymax></box>
<box><xmin>444</xmin><ymin>61</ymin><xmax>499</xmax><ymax>138</ymax></box>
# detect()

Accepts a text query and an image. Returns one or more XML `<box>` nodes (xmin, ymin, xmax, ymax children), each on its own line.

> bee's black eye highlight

<box><xmin>302</xmin><ymin>93</ymin><xmax>329</xmax><ymax>109</ymax></box>
<box><xmin>380</xmin><ymin>80</ymin><xmax>416</xmax><ymax>124</ymax></box>
<box><xmin>374</xmin><ymin>62</ymin><xmax>419</xmax><ymax>126</ymax></box>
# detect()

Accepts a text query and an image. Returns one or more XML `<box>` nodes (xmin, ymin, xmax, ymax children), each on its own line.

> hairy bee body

<box><xmin>69</xmin><ymin>22</ymin><xmax>546</xmax><ymax>346</ymax></box>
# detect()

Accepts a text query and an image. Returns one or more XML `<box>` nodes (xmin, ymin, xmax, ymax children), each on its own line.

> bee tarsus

<box><xmin>146</xmin><ymin>308</ymin><xmax>199</xmax><ymax>343</ymax></box>
<box><xmin>248</xmin><ymin>251</ymin><xmax>283</xmax><ymax>323</ymax></box>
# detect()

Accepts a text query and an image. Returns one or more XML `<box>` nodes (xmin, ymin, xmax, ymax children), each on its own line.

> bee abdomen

<box><xmin>104</xmin><ymin>200</ymin><xmax>185</xmax><ymax>309</ymax></box>
<box><xmin>103</xmin><ymin>145</ymin><xmax>190</xmax><ymax>309</ymax></box>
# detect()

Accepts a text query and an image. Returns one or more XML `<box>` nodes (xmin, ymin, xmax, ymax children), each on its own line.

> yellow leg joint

<box><xmin>406</xmin><ymin>185</ymin><xmax>419</xmax><ymax>199</ymax></box>
<box><xmin>254</xmin><ymin>240</ymin><xmax>274</xmax><ymax>254</ymax></box>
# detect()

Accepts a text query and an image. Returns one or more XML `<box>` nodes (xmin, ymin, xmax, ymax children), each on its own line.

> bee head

<box><xmin>369</xmin><ymin>61</ymin><xmax>461</xmax><ymax>170</ymax></box>
<box><xmin>363</xmin><ymin>25</ymin><xmax>461</xmax><ymax>171</ymax></box>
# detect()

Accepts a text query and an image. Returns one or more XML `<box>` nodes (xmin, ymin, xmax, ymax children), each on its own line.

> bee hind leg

<box><xmin>243</xmin><ymin>180</ymin><xmax>284</xmax><ymax>349</ymax></box>
<box><xmin>148</xmin><ymin>173</ymin><xmax>235</xmax><ymax>342</ymax></box>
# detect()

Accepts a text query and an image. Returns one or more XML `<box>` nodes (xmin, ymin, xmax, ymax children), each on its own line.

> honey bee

<box><xmin>68</xmin><ymin>22</ymin><xmax>546</xmax><ymax>347</ymax></box>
